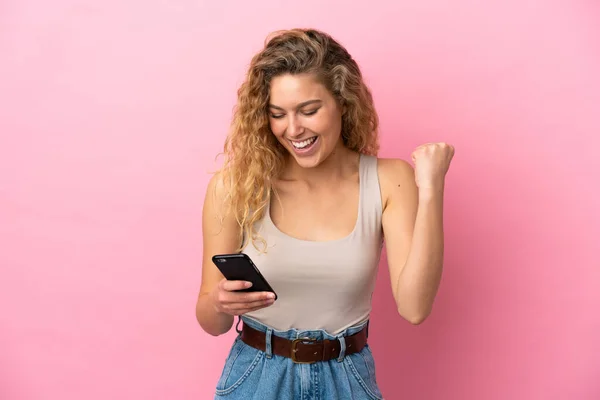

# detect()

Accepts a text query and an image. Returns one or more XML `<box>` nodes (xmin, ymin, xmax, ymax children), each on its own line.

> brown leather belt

<box><xmin>240</xmin><ymin>323</ymin><xmax>368</xmax><ymax>364</ymax></box>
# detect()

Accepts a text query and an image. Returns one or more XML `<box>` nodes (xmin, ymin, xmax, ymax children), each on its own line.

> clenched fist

<box><xmin>411</xmin><ymin>142</ymin><xmax>455</xmax><ymax>190</ymax></box>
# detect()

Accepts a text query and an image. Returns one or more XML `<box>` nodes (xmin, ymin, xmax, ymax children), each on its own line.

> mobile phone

<box><xmin>211</xmin><ymin>253</ymin><xmax>277</xmax><ymax>300</ymax></box>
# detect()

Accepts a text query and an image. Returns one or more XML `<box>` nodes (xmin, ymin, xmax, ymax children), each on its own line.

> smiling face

<box><xmin>268</xmin><ymin>73</ymin><xmax>345</xmax><ymax>169</ymax></box>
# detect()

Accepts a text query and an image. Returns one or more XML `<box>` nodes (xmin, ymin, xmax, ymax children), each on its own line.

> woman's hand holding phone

<box><xmin>210</xmin><ymin>278</ymin><xmax>276</xmax><ymax>316</ymax></box>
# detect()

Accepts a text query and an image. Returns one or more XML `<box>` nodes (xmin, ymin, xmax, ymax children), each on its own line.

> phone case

<box><xmin>211</xmin><ymin>253</ymin><xmax>277</xmax><ymax>300</ymax></box>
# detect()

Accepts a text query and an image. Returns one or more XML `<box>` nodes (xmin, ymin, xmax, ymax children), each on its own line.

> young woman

<box><xmin>196</xmin><ymin>28</ymin><xmax>454</xmax><ymax>399</ymax></box>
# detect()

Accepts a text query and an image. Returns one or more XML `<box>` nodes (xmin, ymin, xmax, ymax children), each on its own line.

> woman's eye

<box><xmin>303</xmin><ymin>109</ymin><xmax>318</xmax><ymax>116</ymax></box>
<box><xmin>270</xmin><ymin>114</ymin><xmax>284</xmax><ymax>119</ymax></box>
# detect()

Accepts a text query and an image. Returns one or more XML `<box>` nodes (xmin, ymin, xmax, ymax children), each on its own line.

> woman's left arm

<box><xmin>379</xmin><ymin>143</ymin><xmax>455</xmax><ymax>325</ymax></box>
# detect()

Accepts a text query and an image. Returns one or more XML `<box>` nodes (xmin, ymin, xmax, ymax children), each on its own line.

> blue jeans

<box><xmin>214</xmin><ymin>316</ymin><xmax>384</xmax><ymax>399</ymax></box>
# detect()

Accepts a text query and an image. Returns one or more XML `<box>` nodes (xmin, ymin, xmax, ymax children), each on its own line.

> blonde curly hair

<box><xmin>219</xmin><ymin>28</ymin><xmax>379</xmax><ymax>252</ymax></box>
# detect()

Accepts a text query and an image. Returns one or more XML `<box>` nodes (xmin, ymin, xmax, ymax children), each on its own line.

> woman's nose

<box><xmin>286</xmin><ymin>115</ymin><xmax>304</xmax><ymax>137</ymax></box>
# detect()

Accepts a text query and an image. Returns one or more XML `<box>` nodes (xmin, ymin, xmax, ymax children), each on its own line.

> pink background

<box><xmin>1</xmin><ymin>1</ymin><xmax>599</xmax><ymax>399</ymax></box>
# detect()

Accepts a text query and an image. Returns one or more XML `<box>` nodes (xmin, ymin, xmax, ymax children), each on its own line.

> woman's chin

<box><xmin>294</xmin><ymin>156</ymin><xmax>322</xmax><ymax>169</ymax></box>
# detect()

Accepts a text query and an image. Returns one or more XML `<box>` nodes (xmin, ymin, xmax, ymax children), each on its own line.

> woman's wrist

<box><xmin>418</xmin><ymin>185</ymin><xmax>444</xmax><ymax>202</ymax></box>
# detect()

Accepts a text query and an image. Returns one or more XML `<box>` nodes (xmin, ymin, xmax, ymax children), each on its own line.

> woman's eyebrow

<box><xmin>268</xmin><ymin>99</ymin><xmax>322</xmax><ymax>110</ymax></box>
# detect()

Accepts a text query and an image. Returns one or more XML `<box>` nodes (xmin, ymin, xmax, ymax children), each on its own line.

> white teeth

<box><xmin>291</xmin><ymin>137</ymin><xmax>316</xmax><ymax>149</ymax></box>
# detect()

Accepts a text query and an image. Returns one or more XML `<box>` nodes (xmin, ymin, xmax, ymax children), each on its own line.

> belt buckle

<box><xmin>291</xmin><ymin>338</ymin><xmax>317</xmax><ymax>364</ymax></box>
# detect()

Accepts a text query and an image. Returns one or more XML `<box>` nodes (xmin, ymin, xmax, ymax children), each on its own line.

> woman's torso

<box><xmin>243</xmin><ymin>153</ymin><xmax>384</xmax><ymax>335</ymax></box>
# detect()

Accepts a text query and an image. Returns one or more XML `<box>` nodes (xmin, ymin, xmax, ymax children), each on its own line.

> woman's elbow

<box><xmin>398</xmin><ymin>307</ymin><xmax>431</xmax><ymax>325</ymax></box>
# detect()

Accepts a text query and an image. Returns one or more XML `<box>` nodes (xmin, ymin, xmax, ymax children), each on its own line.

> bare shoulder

<box><xmin>377</xmin><ymin>157</ymin><xmax>414</xmax><ymax>179</ymax></box>
<box><xmin>377</xmin><ymin>158</ymin><xmax>417</xmax><ymax>210</ymax></box>
<box><xmin>206</xmin><ymin>170</ymin><xmax>230</xmax><ymax>201</ymax></box>
<box><xmin>202</xmin><ymin>170</ymin><xmax>242</xmax><ymax>240</ymax></box>
<box><xmin>204</xmin><ymin>171</ymin><xmax>229</xmax><ymax>213</ymax></box>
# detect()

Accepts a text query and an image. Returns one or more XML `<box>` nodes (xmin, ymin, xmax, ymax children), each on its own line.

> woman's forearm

<box><xmin>395</xmin><ymin>187</ymin><xmax>445</xmax><ymax>324</ymax></box>
<box><xmin>196</xmin><ymin>293</ymin><xmax>234</xmax><ymax>336</ymax></box>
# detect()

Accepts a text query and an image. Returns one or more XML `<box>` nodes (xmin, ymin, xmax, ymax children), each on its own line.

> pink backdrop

<box><xmin>1</xmin><ymin>1</ymin><xmax>599</xmax><ymax>399</ymax></box>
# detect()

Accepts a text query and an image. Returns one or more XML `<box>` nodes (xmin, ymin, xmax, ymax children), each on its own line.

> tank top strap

<box><xmin>357</xmin><ymin>154</ymin><xmax>383</xmax><ymax>236</ymax></box>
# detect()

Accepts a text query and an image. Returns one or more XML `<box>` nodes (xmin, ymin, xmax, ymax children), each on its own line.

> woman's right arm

<box><xmin>196</xmin><ymin>173</ymin><xmax>275</xmax><ymax>336</ymax></box>
<box><xmin>196</xmin><ymin>173</ymin><xmax>239</xmax><ymax>336</ymax></box>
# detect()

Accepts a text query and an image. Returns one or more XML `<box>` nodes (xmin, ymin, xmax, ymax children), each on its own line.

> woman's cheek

<box><xmin>269</xmin><ymin>120</ymin><xmax>285</xmax><ymax>138</ymax></box>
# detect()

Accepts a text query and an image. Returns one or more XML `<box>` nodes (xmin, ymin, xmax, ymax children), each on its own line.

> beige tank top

<box><xmin>244</xmin><ymin>154</ymin><xmax>384</xmax><ymax>335</ymax></box>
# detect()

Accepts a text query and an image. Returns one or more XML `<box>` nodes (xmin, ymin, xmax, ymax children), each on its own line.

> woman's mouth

<box><xmin>290</xmin><ymin>136</ymin><xmax>317</xmax><ymax>149</ymax></box>
<box><xmin>289</xmin><ymin>136</ymin><xmax>319</xmax><ymax>156</ymax></box>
